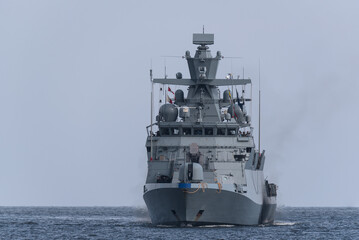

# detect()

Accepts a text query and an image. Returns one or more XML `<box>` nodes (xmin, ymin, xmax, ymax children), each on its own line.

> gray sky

<box><xmin>0</xmin><ymin>0</ymin><xmax>358</xmax><ymax>207</ymax></box>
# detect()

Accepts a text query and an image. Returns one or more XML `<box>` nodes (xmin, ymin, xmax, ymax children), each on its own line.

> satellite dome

<box><xmin>175</xmin><ymin>89</ymin><xmax>184</xmax><ymax>106</ymax></box>
<box><xmin>159</xmin><ymin>104</ymin><xmax>178</xmax><ymax>122</ymax></box>
<box><xmin>176</xmin><ymin>72</ymin><xmax>183</xmax><ymax>79</ymax></box>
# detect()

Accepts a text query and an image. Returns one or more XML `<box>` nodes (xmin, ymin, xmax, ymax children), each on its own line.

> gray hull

<box><xmin>144</xmin><ymin>187</ymin><xmax>276</xmax><ymax>226</ymax></box>
<box><xmin>143</xmin><ymin>33</ymin><xmax>278</xmax><ymax>227</ymax></box>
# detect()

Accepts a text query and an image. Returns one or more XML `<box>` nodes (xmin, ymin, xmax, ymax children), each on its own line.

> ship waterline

<box><xmin>144</xmin><ymin>183</ymin><xmax>276</xmax><ymax>225</ymax></box>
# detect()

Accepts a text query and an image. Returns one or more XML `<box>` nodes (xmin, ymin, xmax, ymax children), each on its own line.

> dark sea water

<box><xmin>0</xmin><ymin>207</ymin><xmax>358</xmax><ymax>240</ymax></box>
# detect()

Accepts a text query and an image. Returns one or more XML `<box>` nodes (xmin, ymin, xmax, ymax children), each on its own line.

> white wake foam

<box><xmin>199</xmin><ymin>224</ymin><xmax>235</xmax><ymax>228</ymax></box>
<box><xmin>273</xmin><ymin>221</ymin><xmax>296</xmax><ymax>226</ymax></box>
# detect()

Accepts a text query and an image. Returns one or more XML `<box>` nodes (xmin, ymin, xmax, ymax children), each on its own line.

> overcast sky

<box><xmin>1</xmin><ymin>0</ymin><xmax>358</xmax><ymax>207</ymax></box>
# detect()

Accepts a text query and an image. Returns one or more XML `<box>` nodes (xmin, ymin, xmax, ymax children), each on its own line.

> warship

<box><xmin>143</xmin><ymin>33</ymin><xmax>277</xmax><ymax>226</ymax></box>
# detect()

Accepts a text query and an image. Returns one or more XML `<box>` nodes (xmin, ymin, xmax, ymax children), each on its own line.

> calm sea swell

<box><xmin>0</xmin><ymin>207</ymin><xmax>358</xmax><ymax>239</ymax></box>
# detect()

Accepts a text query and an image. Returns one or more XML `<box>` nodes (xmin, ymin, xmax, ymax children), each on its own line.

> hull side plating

<box><xmin>144</xmin><ymin>187</ymin><xmax>275</xmax><ymax>225</ymax></box>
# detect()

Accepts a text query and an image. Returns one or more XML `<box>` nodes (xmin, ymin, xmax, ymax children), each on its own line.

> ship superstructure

<box><xmin>143</xmin><ymin>33</ymin><xmax>277</xmax><ymax>225</ymax></box>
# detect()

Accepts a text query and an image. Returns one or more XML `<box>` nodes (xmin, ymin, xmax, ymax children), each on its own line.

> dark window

<box><xmin>205</xmin><ymin>128</ymin><xmax>213</xmax><ymax>135</ymax></box>
<box><xmin>157</xmin><ymin>175</ymin><xmax>172</xmax><ymax>183</ymax></box>
<box><xmin>183</xmin><ymin>128</ymin><xmax>191</xmax><ymax>135</ymax></box>
<box><xmin>217</xmin><ymin>128</ymin><xmax>226</xmax><ymax>135</ymax></box>
<box><xmin>246</xmin><ymin>147</ymin><xmax>252</xmax><ymax>153</ymax></box>
<box><xmin>234</xmin><ymin>154</ymin><xmax>246</xmax><ymax>161</ymax></box>
<box><xmin>194</xmin><ymin>128</ymin><xmax>203</xmax><ymax>135</ymax></box>
<box><xmin>161</xmin><ymin>128</ymin><xmax>170</xmax><ymax>135</ymax></box>
<box><xmin>228</xmin><ymin>128</ymin><xmax>236</xmax><ymax>135</ymax></box>
<box><xmin>171</xmin><ymin>128</ymin><xmax>179</xmax><ymax>135</ymax></box>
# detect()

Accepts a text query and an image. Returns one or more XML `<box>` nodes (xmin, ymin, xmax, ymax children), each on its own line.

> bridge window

<box><xmin>217</xmin><ymin>128</ymin><xmax>226</xmax><ymax>136</ymax></box>
<box><xmin>161</xmin><ymin>128</ymin><xmax>170</xmax><ymax>135</ymax></box>
<box><xmin>228</xmin><ymin>128</ymin><xmax>236</xmax><ymax>135</ymax></box>
<box><xmin>171</xmin><ymin>128</ymin><xmax>179</xmax><ymax>135</ymax></box>
<box><xmin>183</xmin><ymin>128</ymin><xmax>191</xmax><ymax>136</ymax></box>
<box><xmin>194</xmin><ymin>128</ymin><xmax>203</xmax><ymax>136</ymax></box>
<box><xmin>205</xmin><ymin>128</ymin><xmax>213</xmax><ymax>135</ymax></box>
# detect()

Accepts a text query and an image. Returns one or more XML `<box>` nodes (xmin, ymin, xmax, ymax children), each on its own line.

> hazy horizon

<box><xmin>1</xmin><ymin>0</ymin><xmax>358</xmax><ymax>207</ymax></box>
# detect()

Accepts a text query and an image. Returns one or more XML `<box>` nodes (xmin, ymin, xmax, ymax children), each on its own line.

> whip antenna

<box><xmin>258</xmin><ymin>58</ymin><xmax>261</xmax><ymax>154</ymax></box>
<box><xmin>150</xmin><ymin>67</ymin><xmax>153</xmax><ymax>161</ymax></box>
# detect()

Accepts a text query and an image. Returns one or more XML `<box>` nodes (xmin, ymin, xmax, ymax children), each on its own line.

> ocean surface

<box><xmin>0</xmin><ymin>207</ymin><xmax>358</xmax><ymax>239</ymax></box>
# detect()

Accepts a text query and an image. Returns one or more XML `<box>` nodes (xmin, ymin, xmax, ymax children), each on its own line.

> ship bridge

<box><xmin>146</xmin><ymin>32</ymin><xmax>256</xmax><ymax>165</ymax></box>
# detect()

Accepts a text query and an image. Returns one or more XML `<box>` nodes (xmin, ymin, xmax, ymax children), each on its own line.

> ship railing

<box><xmin>153</xmin><ymin>78</ymin><xmax>251</xmax><ymax>87</ymax></box>
<box><xmin>146</xmin><ymin>123</ymin><xmax>158</xmax><ymax>136</ymax></box>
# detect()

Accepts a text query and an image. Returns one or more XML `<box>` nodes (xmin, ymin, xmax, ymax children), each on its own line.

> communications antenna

<box><xmin>258</xmin><ymin>59</ymin><xmax>261</xmax><ymax>154</ymax></box>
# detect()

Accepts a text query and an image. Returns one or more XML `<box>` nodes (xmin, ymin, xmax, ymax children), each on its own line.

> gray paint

<box><xmin>144</xmin><ymin>188</ymin><xmax>272</xmax><ymax>225</ymax></box>
<box><xmin>144</xmin><ymin>33</ymin><xmax>276</xmax><ymax>225</ymax></box>
<box><xmin>1</xmin><ymin>0</ymin><xmax>358</xmax><ymax>207</ymax></box>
